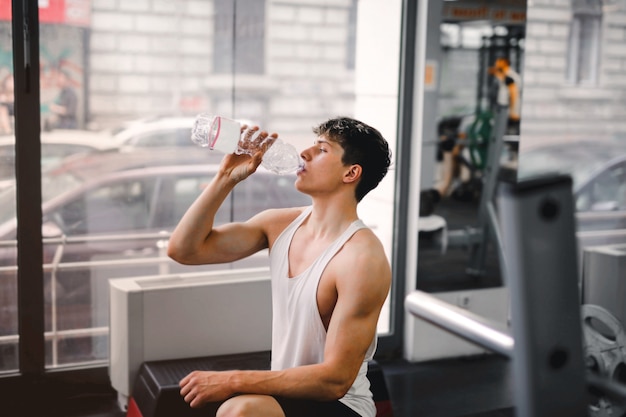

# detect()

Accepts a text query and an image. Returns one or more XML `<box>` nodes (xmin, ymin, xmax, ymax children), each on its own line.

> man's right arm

<box><xmin>167</xmin><ymin>131</ymin><xmax>276</xmax><ymax>265</ymax></box>
<box><xmin>167</xmin><ymin>168</ymin><xmax>267</xmax><ymax>264</ymax></box>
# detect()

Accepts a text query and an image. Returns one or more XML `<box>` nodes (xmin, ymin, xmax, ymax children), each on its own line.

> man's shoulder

<box><xmin>337</xmin><ymin>226</ymin><xmax>388</xmax><ymax>266</ymax></box>
<box><xmin>261</xmin><ymin>205</ymin><xmax>310</xmax><ymax>242</ymax></box>
<box><xmin>331</xmin><ymin>227</ymin><xmax>391</xmax><ymax>294</ymax></box>
<box><xmin>262</xmin><ymin>205</ymin><xmax>308</xmax><ymax>221</ymax></box>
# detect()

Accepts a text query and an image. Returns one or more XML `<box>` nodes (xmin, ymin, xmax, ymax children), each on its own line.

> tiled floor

<box><xmin>60</xmin><ymin>354</ymin><xmax>515</xmax><ymax>417</ymax></box>
<box><xmin>381</xmin><ymin>355</ymin><xmax>514</xmax><ymax>417</ymax></box>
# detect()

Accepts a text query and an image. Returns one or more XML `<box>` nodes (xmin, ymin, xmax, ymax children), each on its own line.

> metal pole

<box><xmin>405</xmin><ymin>290</ymin><xmax>513</xmax><ymax>357</ymax></box>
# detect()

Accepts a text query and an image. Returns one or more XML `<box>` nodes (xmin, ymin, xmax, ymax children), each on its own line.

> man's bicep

<box><xmin>210</xmin><ymin>207</ymin><xmax>294</xmax><ymax>260</ymax></box>
<box><xmin>204</xmin><ymin>218</ymin><xmax>270</xmax><ymax>262</ymax></box>
<box><xmin>324</xmin><ymin>252</ymin><xmax>390</xmax><ymax>363</ymax></box>
<box><xmin>343</xmin><ymin>241</ymin><xmax>392</xmax><ymax>315</ymax></box>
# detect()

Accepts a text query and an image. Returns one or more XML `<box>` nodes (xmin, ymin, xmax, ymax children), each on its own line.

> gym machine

<box><xmin>425</xmin><ymin>30</ymin><xmax>524</xmax><ymax>278</ymax></box>
<box><xmin>407</xmin><ymin>174</ymin><xmax>626</xmax><ymax>417</ymax></box>
<box><xmin>435</xmin><ymin>104</ymin><xmax>510</xmax><ymax>278</ymax></box>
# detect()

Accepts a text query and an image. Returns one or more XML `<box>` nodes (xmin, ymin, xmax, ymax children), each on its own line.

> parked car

<box><xmin>518</xmin><ymin>139</ymin><xmax>626</xmax><ymax>251</ymax></box>
<box><xmin>0</xmin><ymin>129</ymin><xmax>117</xmax><ymax>187</ymax></box>
<box><xmin>0</xmin><ymin>115</ymin><xmax>255</xmax><ymax>187</ymax></box>
<box><xmin>0</xmin><ymin>148</ymin><xmax>310</xmax><ymax>366</ymax></box>
<box><xmin>110</xmin><ymin>115</ymin><xmax>255</xmax><ymax>151</ymax></box>
<box><xmin>111</xmin><ymin>116</ymin><xmax>197</xmax><ymax>150</ymax></box>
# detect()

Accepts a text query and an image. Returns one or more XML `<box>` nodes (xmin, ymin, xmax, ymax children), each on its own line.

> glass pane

<box><xmin>418</xmin><ymin>17</ymin><xmax>525</xmax><ymax>292</ymax></box>
<box><xmin>213</xmin><ymin>0</ymin><xmax>265</xmax><ymax>74</ymax></box>
<box><xmin>577</xmin><ymin>15</ymin><xmax>600</xmax><ymax>83</ymax></box>
<box><xmin>0</xmin><ymin>3</ymin><xmax>16</xmax><ymax>374</ymax></box>
<box><xmin>30</xmin><ymin>0</ymin><xmax>399</xmax><ymax>369</ymax></box>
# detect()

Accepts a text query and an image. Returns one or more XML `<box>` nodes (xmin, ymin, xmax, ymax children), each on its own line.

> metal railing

<box><xmin>0</xmin><ymin>230</ymin><xmax>267</xmax><ymax>369</ymax></box>
<box><xmin>405</xmin><ymin>290</ymin><xmax>513</xmax><ymax>357</ymax></box>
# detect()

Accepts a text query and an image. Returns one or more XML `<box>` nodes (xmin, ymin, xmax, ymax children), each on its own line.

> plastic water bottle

<box><xmin>191</xmin><ymin>113</ymin><xmax>303</xmax><ymax>175</ymax></box>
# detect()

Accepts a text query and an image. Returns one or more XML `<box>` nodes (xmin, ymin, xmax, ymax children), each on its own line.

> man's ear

<box><xmin>343</xmin><ymin>164</ymin><xmax>362</xmax><ymax>184</ymax></box>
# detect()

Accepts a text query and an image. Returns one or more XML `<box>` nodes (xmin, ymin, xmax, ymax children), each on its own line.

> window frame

<box><xmin>213</xmin><ymin>0</ymin><xmax>266</xmax><ymax>75</ymax></box>
<box><xmin>567</xmin><ymin>0</ymin><xmax>602</xmax><ymax>85</ymax></box>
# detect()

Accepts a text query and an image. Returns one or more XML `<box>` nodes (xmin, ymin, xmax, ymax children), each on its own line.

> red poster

<box><xmin>0</xmin><ymin>0</ymin><xmax>10</xmax><ymax>21</ymax></box>
<box><xmin>0</xmin><ymin>0</ymin><xmax>91</xmax><ymax>26</ymax></box>
<box><xmin>38</xmin><ymin>0</ymin><xmax>67</xmax><ymax>24</ymax></box>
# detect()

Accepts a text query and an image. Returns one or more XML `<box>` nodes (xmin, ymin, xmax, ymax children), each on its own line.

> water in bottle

<box><xmin>191</xmin><ymin>113</ymin><xmax>303</xmax><ymax>175</ymax></box>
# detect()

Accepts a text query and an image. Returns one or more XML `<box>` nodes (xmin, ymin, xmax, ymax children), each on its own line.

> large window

<box><xmin>1</xmin><ymin>0</ymin><xmax>401</xmax><ymax>375</ymax></box>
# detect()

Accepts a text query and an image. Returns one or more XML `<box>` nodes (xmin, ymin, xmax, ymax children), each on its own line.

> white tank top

<box><xmin>269</xmin><ymin>206</ymin><xmax>377</xmax><ymax>417</ymax></box>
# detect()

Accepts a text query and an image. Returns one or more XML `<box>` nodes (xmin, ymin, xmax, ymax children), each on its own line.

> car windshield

<box><xmin>0</xmin><ymin>171</ymin><xmax>83</xmax><ymax>226</ymax></box>
<box><xmin>518</xmin><ymin>143</ymin><xmax>621</xmax><ymax>189</ymax></box>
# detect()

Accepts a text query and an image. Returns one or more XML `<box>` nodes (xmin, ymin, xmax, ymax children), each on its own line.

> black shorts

<box><xmin>506</xmin><ymin>118</ymin><xmax>520</xmax><ymax>135</ymax></box>
<box><xmin>274</xmin><ymin>397</ymin><xmax>362</xmax><ymax>417</ymax></box>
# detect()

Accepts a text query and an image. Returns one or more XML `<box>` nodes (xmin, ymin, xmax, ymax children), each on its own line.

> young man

<box><xmin>167</xmin><ymin>117</ymin><xmax>392</xmax><ymax>417</ymax></box>
<box><xmin>491</xmin><ymin>57</ymin><xmax>522</xmax><ymax>134</ymax></box>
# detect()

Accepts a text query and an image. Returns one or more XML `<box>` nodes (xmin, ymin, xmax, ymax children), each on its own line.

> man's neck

<box><xmin>305</xmin><ymin>195</ymin><xmax>359</xmax><ymax>239</ymax></box>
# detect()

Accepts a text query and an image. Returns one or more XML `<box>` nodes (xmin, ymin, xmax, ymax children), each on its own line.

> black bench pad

<box><xmin>127</xmin><ymin>351</ymin><xmax>393</xmax><ymax>417</ymax></box>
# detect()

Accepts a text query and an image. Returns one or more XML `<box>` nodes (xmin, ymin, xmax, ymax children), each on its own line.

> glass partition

<box><xmin>0</xmin><ymin>0</ymin><xmax>401</xmax><ymax>371</ymax></box>
<box><xmin>416</xmin><ymin>1</ymin><xmax>526</xmax><ymax>293</ymax></box>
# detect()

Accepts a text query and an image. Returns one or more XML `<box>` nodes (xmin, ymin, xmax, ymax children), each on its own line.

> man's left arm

<box><xmin>180</xmin><ymin>230</ymin><xmax>391</xmax><ymax>407</ymax></box>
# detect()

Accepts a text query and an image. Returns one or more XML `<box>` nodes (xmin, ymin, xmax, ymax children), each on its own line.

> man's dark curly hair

<box><xmin>313</xmin><ymin>117</ymin><xmax>392</xmax><ymax>202</ymax></box>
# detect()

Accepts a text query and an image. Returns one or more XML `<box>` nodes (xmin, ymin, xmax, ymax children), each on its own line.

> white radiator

<box><xmin>108</xmin><ymin>267</ymin><xmax>272</xmax><ymax>409</ymax></box>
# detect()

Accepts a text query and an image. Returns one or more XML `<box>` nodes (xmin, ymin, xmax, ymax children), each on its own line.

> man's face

<box><xmin>295</xmin><ymin>135</ymin><xmax>350</xmax><ymax>197</ymax></box>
